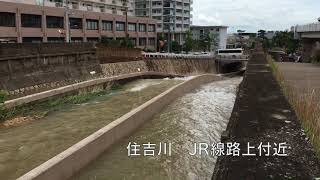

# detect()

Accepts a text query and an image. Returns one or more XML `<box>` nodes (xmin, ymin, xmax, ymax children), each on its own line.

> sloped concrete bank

<box><xmin>18</xmin><ymin>74</ymin><xmax>222</xmax><ymax>180</ymax></box>
<box><xmin>213</xmin><ymin>52</ymin><xmax>320</xmax><ymax>179</ymax></box>
<box><xmin>4</xmin><ymin>72</ymin><xmax>178</xmax><ymax>109</ymax></box>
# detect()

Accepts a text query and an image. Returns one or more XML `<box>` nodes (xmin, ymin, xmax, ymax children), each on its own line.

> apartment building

<box><xmin>1</xmin><ymin>0</ymin><xmax>135</xmax><ymax>16</ymax></box>
<box><xmin>135</xmin><ymin>0</ymin><xmax>193</xmax><ymax>45</ymax></box>
<box><xmin>190</xmin><ymin>25</ymin><xmax>228</xmax><ymax>51</ymax></box>
<box><xmin>0</xmin><ymin>1</ymin><xmax>157</xmax><ymax>50</ymax></box>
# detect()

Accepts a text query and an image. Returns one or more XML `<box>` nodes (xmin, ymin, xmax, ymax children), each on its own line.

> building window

<box><xmin>148</xmin><ymin>38</ymin><xmax>155</xmax><ymax>46</ymax></box>
<box><xmin>86</xmin><ymin>19</ymin><xmax>98</xmax><ymax>30</ymax></box>
<box><xmin>139</xmin><ymin>37</ymin><xmax>146</xmax><ymax>46</ymax></box>
<box><xmin>0</xmin><ymin>12</ymin><xmax>16</xmax><ymax>27</ymax></box>
<box><xmin>116</xmin><ymin>21</ymin><xmax>125</xmax><ymax>31</ymax></box>
<box><xmin>152</xmin><ymin>9</ymin><xmax>161</xmax><ymax>14</ymax></box>
<box><xmin>128</xmin><ymin>23</ymin><xmax>136</xmax><ymax>31</ymax></box>
<box><xmin>139</xmin><ymin>23</ymin><xmax>146</xmax><ymax>32</ymax></box>
<box><xmin>21</xmin><ymin>14</ymin><xmax>42</xmax><ymax>28</ymax></box>
<box><xmin>46</xmin><ymin>16</ymin><xmax>64</xmax><ymax>28</ymax></box>
<box><xmin>87</xmin><ymin>37</ymin><xmax>99</xmax><ymax>42</ymax></box>
<box><xmin>148</xmin><ymin>24</ymin><xmax>155</xmax><ymax>32</ymax></box>
<box><xmin>71</xmin><ymin>37</ymin><xmax>83</xmax><ymax>42</ymax></box>
<box><xmin>102</xmin><ymin>20</ymin><xmax>112</xmax><ymax>31</ymax></box>
<box><xmin>69</xmin><ymin>18</ymin><xmax>82</xmax><ymax>29</ymax></box>
<box><xmin>130</xmin><ymin>38</ymin><xmax>137</xmax><ymax>46</ymax></box>
<box><xmin>152</xmin><ymin>16</ymin><xmax>161</xmax><ymax>20</ymax></box>
<box><xmin>22</xmin><ymin>37</ymin><xmax>42</xmax><ymax>43</ymax></box>
<box><xmin>47</xmin><ymin>37</ymin><xmax>64</xmax><ymax>42</ymax></box>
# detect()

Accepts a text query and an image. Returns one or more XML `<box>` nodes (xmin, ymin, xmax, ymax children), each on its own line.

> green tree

<box><xmin>0</xmin><ymin>91</ymin><xmax>6</xmax><ymax>103</ymax></box>
<box><xmin>171</xmin><ymin>41</ymin><xmax>182</xmax><ymax>53</ymax></box>
<box><xmin>199</xmin><ymin>32</ymin><xmax>217</xmax><ymax>52</ymax></box>
<box><xmin>100</xmin><ymin>36</ymin><xmax>134</xmax><ymax>48</ymax></box>
<box><xmin>272</xmin><ymin>31</ymin><xmax>300</xmax><ymax>53</ymax></box>
<box><xmin>157</xmin><ymin>34</ymin><xmax>167</xmax><ymax>52</ymax></box>
<box><xmin>258</xmin><ymin>30</ymin><xmax>266</xmax><ymax>39</ymax></box>
<box><xmin>262</xmin><ymin>38</ymin><xmax>271</xmax><ymax>50</ymax></box>
<box><xmin>183</xmin><ymin>31</ymin><xmax>193</xmax><ymax>54</ymax></box>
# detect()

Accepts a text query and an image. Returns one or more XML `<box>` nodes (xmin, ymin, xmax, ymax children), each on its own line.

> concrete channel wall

<box><xmin>0</xmin><ymin>43</ymin><xmax>101</xmax><ymax>99</ymax></box>
<box><xmin>17</xmin><ymin>74</ymin><xmax>221</xmax><ymax>180</ymax></box>
<box><xmin>4</xmin><ymin>71</ymin><xmax>177</xmax><ymax>108</ymax></box>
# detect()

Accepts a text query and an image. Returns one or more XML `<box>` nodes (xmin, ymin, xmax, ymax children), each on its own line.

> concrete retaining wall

<box><xmin>145</xmin><ymin>59</ymin><xmax>217</xmax><ymax>75</ymax></box>
<box><xmin>0</xmin><ymin>43</ymin><xmax>95</xmax><ymax>59</ymax></box>
<box><xmin>100</xmin><ymin>61</ymin><xmax>148</xmax><ymax>77</ymax></box>
<box><xmin>17</xmin><ymin>74</ymin><xmax>221</xmax><ymax>180</ymax></box>
<box><xmin>97</xmin><ymin>46</ymin><xmax>142</xmax><ymax>64</ymax></box>
<box><xmin>0</xmin><ymin>50</ymin><xmax>101</xmax><ymax>99</ymax></box>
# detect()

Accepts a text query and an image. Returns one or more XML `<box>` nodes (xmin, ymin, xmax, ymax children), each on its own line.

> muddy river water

<box><xmin>73</xmin><ymin>77</ymin><xmax>242</xmax><ymax>180</ymax></box>
<box><xmin>0</xmin><ymin>79</ymin><xmax>183</xmax><ymax>180</ymax></box>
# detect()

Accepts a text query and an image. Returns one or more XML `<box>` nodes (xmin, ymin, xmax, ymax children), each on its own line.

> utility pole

<box><xmin>125</xmin><ymin>6</ymin><xmax>129</xmax><ymax>39</ymax></box>
<box><xmin>168</xmin><ymin>25</ymin><xmax>171</xmax><ymax>53</ymax></box>
<box><xmin>167</xmin><ymin>14</ymin><xmax>173</xmax><ymax>53</ymax></box>
<box><xmin>64</xmin><ymin>0</ymin><xmax>71</xmax><ymax>43</ymax></box>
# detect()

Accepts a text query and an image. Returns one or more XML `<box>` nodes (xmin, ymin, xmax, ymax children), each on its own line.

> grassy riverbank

<box><xmin>268</xmin><ymin>56</ymin><xmax>320</xmax><ymax>156</ymax></box>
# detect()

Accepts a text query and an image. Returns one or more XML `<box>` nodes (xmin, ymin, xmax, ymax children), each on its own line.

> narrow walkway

<box><xmin>213</xmin><ymin>52</ymin><xmax>320</xmax><ymax>179</ymax></box>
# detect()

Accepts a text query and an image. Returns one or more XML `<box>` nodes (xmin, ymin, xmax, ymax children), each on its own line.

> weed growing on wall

<box><xmin>1</xmin><ymin>87</ymin><xmax>120</xmax><ymax>123</ymax></box>
<box><xmin>111</xmin><ymin>82</ymin><xmax>122</xmax><ymax>91</ymax></box>
<box><xmin>0</xmin><ymin>90</ymin><xmax>8</xmax><ymax>121</ymax></box>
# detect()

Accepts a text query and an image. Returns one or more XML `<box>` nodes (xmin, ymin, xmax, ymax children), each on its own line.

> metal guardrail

<box><xmin>217</xmin><ymin>54</ymin><xmax>249</xmax><ymax>59</ymax></box>
<box><xmin>142</xmin><ymin>52</ymin><xmax>214</xmax><ymax>59</ymax></box>
<box><xmin>142</xmin><ymin>53</ymin><xmax>250</xmax><ymax>61</ymax></box>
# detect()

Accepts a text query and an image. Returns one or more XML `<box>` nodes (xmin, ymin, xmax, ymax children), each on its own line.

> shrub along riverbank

<box><xmin>0</xmin><ymin>83</ymin><xmax>122</xmax><ymax>125</ymax></box>
<box><xmin>268</xmin><ymin>56</ymin><xmax>320</xmax><ymax>156</ymax></box>
<box><xmin>0</xmin><ymin>90</ymin><xmax>7</xmax><ymax>121</ymax></box>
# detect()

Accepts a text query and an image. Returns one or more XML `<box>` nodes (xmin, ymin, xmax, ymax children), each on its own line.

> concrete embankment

<box><xmin>213</xmin><ymin>52</ymin><xmax>320</xmax><ymax>179</ymax></box>
<box><xmin>4</xmin><ymin>72</ymin><xmax>176</xmax><ymax>108</ymax></box>
<box><xmin>18</xmin><ymin>74</ymin><xmax>221</xmax><ymax>180</ymax></box>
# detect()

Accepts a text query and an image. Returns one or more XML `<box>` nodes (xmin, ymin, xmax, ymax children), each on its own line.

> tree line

<box><xmin>258</xmin><ymin>30</ymin><xmax>300</xmax><ymax>54</ymax></box>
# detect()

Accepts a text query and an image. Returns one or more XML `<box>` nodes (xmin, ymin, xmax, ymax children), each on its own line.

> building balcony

<box><xmin>176</xmin><ymin>5</ymin><xmax>183</xmax><ymax>9</ymax></box>
<box><xmin>152</xmin><ymin>13</ymin><xmax>162</xmax><ymax>16</ymax></box>
<box><xmin>152</xmin><ymin>5</ymin><xmax>162</xmax><ymax>9</ymax></box>
<box><xmin>176</xmin><ymin>12</ymin><xmax>183</xmax><ymax>16</ymax></box>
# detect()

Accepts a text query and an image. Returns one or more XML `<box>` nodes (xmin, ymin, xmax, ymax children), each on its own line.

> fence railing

<box><xmin>142</xmin><ymin>52</ymin><xmax>214</xmax><ymax>59</ymax></box>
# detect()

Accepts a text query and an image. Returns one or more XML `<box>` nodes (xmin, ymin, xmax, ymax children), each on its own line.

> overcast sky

<box><xmin>192</xmin><ymin>0</ymin><xmax>320</xmax><ymax>33</ymax></box>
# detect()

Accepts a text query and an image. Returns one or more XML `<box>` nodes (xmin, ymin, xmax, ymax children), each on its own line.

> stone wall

<box><xmin>0</xmin><ymin>44</ymin><xmax>101</xmax><ymax>99</ymax></box>
<box><xmin>99</xmin><ymin>59</ymin><xmax>217</xmax><ymax>78</ymax></box>
<box><xmin>100</xmin><ymin>61</ymin><xmax>148</xmax><ymax>77</ymax></box>
<box><xmin>145</xmin><ymin>59</ymin><xmax>217</xmax><ymax>75</ymax></box>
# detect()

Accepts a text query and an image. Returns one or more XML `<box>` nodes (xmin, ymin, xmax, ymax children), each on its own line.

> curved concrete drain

<box><xmin>17</xmin><ymin>74</ymin><xmax>222</xmax><ymax>180</ymax></box>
